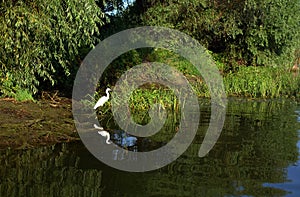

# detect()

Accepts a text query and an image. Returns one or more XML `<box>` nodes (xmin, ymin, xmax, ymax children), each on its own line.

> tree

<box><xmin>0</xmin><ymin>0</ymin><xmax>105</xmax><ymax>97</ymax></box>
<box><xmin>135</xmin><ymin>0</ymin><xmax>300</xmax><ymax>67</ymax></box>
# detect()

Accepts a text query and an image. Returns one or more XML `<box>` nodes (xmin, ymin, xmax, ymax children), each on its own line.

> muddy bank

<box><xmin>0</xmin><ymin>96</ymin><xmax>79</xmax><ymax>149</ymax></box>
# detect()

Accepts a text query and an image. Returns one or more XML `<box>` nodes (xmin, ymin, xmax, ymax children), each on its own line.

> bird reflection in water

<box><xmin>111</xmin><ymin>130</ymin><xmax>138</xmax><ymax>161</ymax></box>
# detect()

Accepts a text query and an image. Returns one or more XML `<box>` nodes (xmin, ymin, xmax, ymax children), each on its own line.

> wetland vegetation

<box><xmin>0</xmin><ymin>1</ymin><xmax>300</xmax><ymax>196</ymax></box>
<box><xmin>1</xmin><ymin>0</ymin><xmax>299</xmax><ymax>102</ymax></box>
<box><xmin>0</xmin><ymin>99</ymin><xmax>299</xmax><ymax>196</ymax></box>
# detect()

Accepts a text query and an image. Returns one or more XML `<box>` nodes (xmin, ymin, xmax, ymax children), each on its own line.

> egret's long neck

<box><xmin>106</xmin><ymin>134</ymin><xmax>110</xmax><ymax>144</ymax></box>
<box><xmin>106</xmin><ymin>90</ymin><xmax>110</xmax><ymax>98</ymax></box>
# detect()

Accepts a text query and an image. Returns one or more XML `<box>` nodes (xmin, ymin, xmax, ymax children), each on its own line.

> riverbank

<box><xmin>0</xmin><ymin>96</ymin><xmax>79</xmax><ymax>150</ymax></box>
<box><xmin>1</xmin><ymin>90</ymin><xmax>299</xmax><ymax>150</ymax></box>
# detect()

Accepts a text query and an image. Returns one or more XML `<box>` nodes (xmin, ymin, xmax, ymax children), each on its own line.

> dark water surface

<box><xmin>1</xmin><ymin>99</ymin><xmax>299</xmax><ymax>197</ymax></box>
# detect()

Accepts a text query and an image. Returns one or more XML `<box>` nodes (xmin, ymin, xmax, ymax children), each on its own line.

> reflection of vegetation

<box><xmin>0</xmin><ymin>143</ymin><xmax>103</xmax><ymax>196</ymax></box>
<box><xmin>128</xmin><ymin>87</ymin><xmax>179</xmax><ymax>125</ymax></box>
<box><xmin>146</xmin><ymin>99</ymin><xmax>299</xmax><ymax>197</ymax></box>
<box><xmin>0</xmin><ymin>100</ymin><xmax>299</xmax><ymax>196</ymax></box>
<box><xmin>98</xmin><ymin>86</ymin><xmax>181</xmax><ymax>146</ymax></box>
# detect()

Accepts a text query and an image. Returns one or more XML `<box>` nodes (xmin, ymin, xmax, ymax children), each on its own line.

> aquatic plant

<box><xmin>224</xmin><ymin>66</ymin><xmax>300</xmax><ymax>98</ymax></box>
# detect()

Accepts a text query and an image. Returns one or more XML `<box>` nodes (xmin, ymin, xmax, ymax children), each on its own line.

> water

<box><xmin>0</xmin><ymin>99</ymin><xmax>299</xmax><ymax>197</ymax></box>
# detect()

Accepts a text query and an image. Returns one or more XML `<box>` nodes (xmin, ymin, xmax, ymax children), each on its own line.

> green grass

<box><xmin>105</xmin><ymin>85</ymin><xmax>180</xmax><ymax>126</ymax></box>
<box><xmin>224</xmin><ymin>66</ymin><xmax>300</xmax><ymax>98</ymax></box>
<box><xmin>96</xmin><ymin>48</ymin><xmax>300</xmax><ymax>120</ymax></box>
<box><xmin>15</xmin><ymin>89</ymin><xmax>34</xmax><ymax>102</ymax></box>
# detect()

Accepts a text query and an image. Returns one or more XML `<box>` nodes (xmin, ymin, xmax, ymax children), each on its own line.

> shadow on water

<box><xmin>0</xmin><ymin>99</ymin><xmax>299</xmax><ymax>197</ymax></box>
<box><xmin>0</xmin><ymin>142</ymin><xmax>103</xmax><ymax>196</ymax></box>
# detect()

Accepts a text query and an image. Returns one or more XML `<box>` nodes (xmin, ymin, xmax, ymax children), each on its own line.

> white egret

<box><xmin>94</xmin><ymin>88</ymin><xmax>111</xmax><ymax>109</ymax></box>
<box><xmin>94</xmin><ymin>124</ymin><xmax>112</xmax><ymax>144</ymax></box>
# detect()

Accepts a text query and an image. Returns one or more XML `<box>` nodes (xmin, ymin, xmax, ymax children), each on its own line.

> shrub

<box><xmin>139</xmin><ymin>0</ymin><xmax>300</xmax><ymax>67</ymax></box>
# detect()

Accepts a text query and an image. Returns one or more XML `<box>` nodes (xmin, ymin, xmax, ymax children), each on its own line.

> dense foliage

<box><xmin>0</xmin><ymin>0</ymin><xmax>299</xmax><ymax>100</ymax></box>
<box><xmin>0</xmin><ymin>0</ymin><xmax>105</xmax><ymax>98</ymax></box>
<box><xmin>93</xmin><ymin>0</ymin><xmax>300</xmax><ymax>100</ymax></box>
<box><xmin>135</xmin><ymin>0</ymin><xmax>300</xmax><ymax>68</ymax></box>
